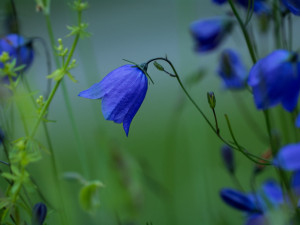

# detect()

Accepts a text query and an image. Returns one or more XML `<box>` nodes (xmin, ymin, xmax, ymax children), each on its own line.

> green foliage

<box><xmin>79</xmin><ymin>180</ymin><xmax>104</xmax><ymax>212</ymax></box>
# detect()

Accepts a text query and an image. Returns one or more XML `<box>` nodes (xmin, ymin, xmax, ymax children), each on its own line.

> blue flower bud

<box><xmin>0</xmin><ymin>34</ymin><xmax>34</xmax><ymax>73</ymax></box>
<box><xmin>221</xmin><ymin>145</ymin><xmax>235</xmax><ymax>174</ymax></box>
<box><xmin>78</xmin><ymin>64</ymin><xmax>148</xmax><ymax>136</ymax></box>
<box><xmin>32</xmin><ymin>202</ymin><xmax>47</xmax><ymax>225</ymax></box>
<box><xmin>274</xmin><ymin>143</ymin><xmax>300</xmax><ymax>171</ymax></box>
<box><xmin>282</xmin><ymin>0</ymin><xmax>300</xmax><ymax>15</ymax></box>
<box><xmin>190</xmin><ymin>16</ymin><xmax>233</xmax><ymax>53</ymax></box>
<box><xmin>220</xmin><ymin>188</ymin><xmax>258</xmax><ymax>212</ymax></box>
<box><xmin>248</xmin><ymin>50</ymin><xmax>300</xmax><ymax>112</ymax></box>
<box><xmin>217</xmin><ymin>49</ymin><xmax>247</xmax><ymax>89</ymax></box>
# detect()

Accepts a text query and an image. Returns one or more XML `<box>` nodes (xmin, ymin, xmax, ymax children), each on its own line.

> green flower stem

<box><xmin>146</xmin><ymin>57</ymin><xmax>270</xmax><ymax>165</ymax></box>
<box><xmin>264</xmin><ymin>110</ymin><xmax>300</xmax><ymax>219</ymax></box>
<box><xmin>228</xmin><ymin>0</ymin><xmax>257</xmax><ymax>64</ymax></box>
<box><xmin>8</xmin><ymin>77</ymin><xmax>29</xmax><ymax>136</ymax></box>
<box><xmin>44</xmin><ymin>6</ymin><xmax>89</xmax><ymax>178</ymax></box>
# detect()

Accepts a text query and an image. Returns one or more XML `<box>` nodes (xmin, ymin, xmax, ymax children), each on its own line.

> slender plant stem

<box><xmin>44</xmin><ymin>8</ymin><xmax>89</xmax><ymax>178</ymax></box>
<box><xmin>145</xmin><ymin>57</ymin><xmax>271</xmax><ymax>165</ymax></box>
<box><xmin>228</xmin><ymin>0</ymin><xmax>257</xmax><ymax>64</ymax></box>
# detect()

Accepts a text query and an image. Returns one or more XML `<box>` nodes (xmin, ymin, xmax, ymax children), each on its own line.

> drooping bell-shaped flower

<box><xmin>220</xmin><ymin>188</ymin><xmax>258</xmax><ymax>212</ymax></box>
<box><xmin>248</xmin><ymin>50</ymin><xmax>300</xmax><ymax>112</ymax></box>
<box><xmin>282</xmin><ymin>0</ymin><xmax>300</xmax><ymax>15</ymax></box>
<box><xmin>274</xmin><ymin>143</ymin><xmax>300</xmax><ymax>171</ymax></box>
<box><xmin>190</xmin><ymin>16</ymin><xmax>233</xmax><ymax>53</ymax></box>
<box><xmin>0</xmin><ymin>34</ymin><xmax>34</xmax><ymax>72</ymax></box>
<box><xmin>217</xmin><ymin>49</ymin><xmax>247</xmax><ymax>89</ymax></box>
<box><xmin>78</xmin><ymin>64</ymin><xmax>148</xmax><ymax>136</ymax></box>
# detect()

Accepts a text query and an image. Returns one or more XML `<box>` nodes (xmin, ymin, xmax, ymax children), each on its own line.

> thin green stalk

<box><xmin>228</xmin><ymin>0</ymin><xmax>257</xmax><ymax>64</ymax></box>
<box><xmin>146</xmin><ymin>57</ymin><xmax>271</xmax><ymax>165</ymax></box>
<box><xmin>44</xmin><ymin>8</ymin><xmax>89</xmax><ymax>178</ymax></box>
<box><xmin>224</xmin><ymin>114</ymin><xmax>268</xmax><ymax>164</ymax></box>
<box><xmin>263</xmin><ymin>110</ymin><xmax>300</xmax><ymax>219</ymax></box>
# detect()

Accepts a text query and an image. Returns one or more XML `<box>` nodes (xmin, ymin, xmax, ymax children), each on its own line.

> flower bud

<box><xmin>32</xmin><ymin>202</ymin><xmax>47</xmax><ymax>225</ymax></box>
<box><xmin>153</xmin><ymin>61</ymin><xmax>164</xmax><ymax>71</ymax></box>
<box><xmin>207</xmin><ymin>92</ymin><xmax>216</xmax><ymax>109</ymax></box>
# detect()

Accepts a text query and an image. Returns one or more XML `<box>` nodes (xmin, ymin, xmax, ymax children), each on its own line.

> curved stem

<box><xmin>146</xmin><ymin>57</ymin><xmax>271</xmax><ymax>165</ymax></box>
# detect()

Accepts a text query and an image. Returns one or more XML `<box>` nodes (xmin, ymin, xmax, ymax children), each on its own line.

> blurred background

<box><xmin>1</xmin><ymin>0</ymin><xmax>299</xmax><ymax>224</ymax></box>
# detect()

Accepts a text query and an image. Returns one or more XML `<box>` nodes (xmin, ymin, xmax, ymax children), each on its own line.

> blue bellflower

<box><xmin>282</xmin><ymin>0</ymin><xmax>300</xmax><ymax>15</ymax></box>
<box><xmin>237</xmin><ymin>0</ymin><xmax>271</xmax><ymax>15</ymax></box>
<box><xmin>190</xmin><ymin>16</ymin><xmax>233</xmax><ymax>53</ymax></box>
<box><xmin>0</xmin><ymin>34</ymin><xmax>34</xmax><ymax>72</ymax></box>
<box><xmin>78</xmin><ymin>64</ymin><xmax>148</xmax><ymax>136</ymax></box>
<box><xmin>217</xmin><ymin>49</ymin><xmax>247</xmax><ymax>89</ymax></box>
<box><xmin>274</xmin><ymin>142</ymin><xmax>300</xmax><ymax>171</ymax></box>
<box><xmin>248</xmin><ymin>50</ymin><xmax>300</xmax><ymax>112</ymax></box>
<box><xmin>212</xmin><ymin>0</ymin><xmax>227</xmax><ymax>5</ymax></box>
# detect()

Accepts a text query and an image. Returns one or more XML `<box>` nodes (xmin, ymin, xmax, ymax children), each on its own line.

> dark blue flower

<box><xmin>248</xmin><ymin>50</ymin><xmax>300</xmax><ymax>112</ymax></box>
<box><xmin>217</xmin><ymin>49</ymin><xmax>247</xmax><ymax>89</ymax></box>
<box><xmin>291</xmin><ymin>170</ymin><xmax>300</xmax><ymax>196</ymax></box>
<box><xmin>220</xmin><ymin>188</ymin><xmax>258</xmax><ymax>212</ymax></box>
<box><xmin>78</xmin><ymin>64</ymin><xmax>148</xmax><ymax>136</ymax></box>
<box><xmin>212</xmin><ymin>0</ymin><xmax>227</xmax><ymax>5</ymax></box>
<box><xmin>32</xmin><ymin>202</ymin><xmax>47</xmax><ymax>225</ymax></box>
<box><xmin>190</xmin><ymin>16</ymin><xmax>233</xmax><ymax>53</ymax></box>
<box><xmin>221</xmin><ymin>145</ymin><xmax>235</xmax><ymax>174</ymax></box>
<box><xmin>282</xmin><ymin>0</ymin><xmax>300</xmax><ymax>15</ymax></box>
<box><xmin>0</xmin><ymin>34</ymin><xmax>34</xmax><ymax>72</ymax></box>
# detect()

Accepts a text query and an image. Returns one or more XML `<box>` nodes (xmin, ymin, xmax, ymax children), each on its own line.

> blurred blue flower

<box><xmin>220</xmin><ymin>188</ymin><xmax>259</xmax><ymax>212</ymax></box>
<box><xmin>274</xmin><ymin>142</ymin><xmax>300</xmax><ymax>171</ymax></box>
<box><xmin>190</xmin><ymin>16</ymin><xmax>233</xmax><ymax>53</ymax></box>
<box><xmin>244</xmin><ymin>214</ymin><xmax>268</xmax><ymax>225</ymax></box>
<box><xmin>221</xmin><ymin>145</ymin><xmax>235</xmax><ymax>174</ymax></box>
<box><xmin>78</xmin><ymin>64</ymin><xmax>148</xmax><ymax>136</ymax></box>
<box><xmin>0</xmin><ymin>34</ymin><xmax>34</xmax><ymax>73</ymax></box>
<box><xmin>262</xmin><ymin>179</ymin><xmax>284</xmax><ymax>206</ymax></box>
<box><xmin>217</xmin><ymin>49</ymin><xmax>247</xmax><ymax>89</ymax></box>
<box><xmin>282</xmin><ymin>0</ymin><xmax>300</xmax><ymax>15</ymax></box>
<box><xmin>248</xmin><ymin>50</ymin><xmax>300</xmax><ymax>112</ymax></box>
<box><xmin>212</xmin><ymin>0</ymin><xmax>227</xmax><ymax>5</ymax></box>
<box><xmin>32</xmin><ymin>202</ymin><xmax>47</xmax><ymax>225</ymax></box>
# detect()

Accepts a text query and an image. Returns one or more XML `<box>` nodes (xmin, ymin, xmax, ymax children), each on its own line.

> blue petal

<box><xmin>220</xmin><ymin>188</ymin><xmax>258</xmax><ymax>212</ymax></box>
<box><xmin>291</xmin><ymin>170</ymin><xmax>300</xmax><ymax>196</ymax></box>
<box><xmin>295</xmin><ymin>114</ymin><xmax>300</xmax><ymax>128</ymax></box>
<box><xmin>282</xmin><ymin>0</ymin><xmax>300</xmax><ymax>15</ymax></box>
<box><xmin>262</xmin><ymin>179</ymin><xmax>284</xmax><ymax>206</ymax></box>
<box><xmin>274</xmin><ymin>143</ymin><xmax>300</xmax><ymax>171</ymax></box>
<box><xmin>244</xmin><ymin>214</ymin><xmax>268</xmax><ymax>225</ymax></box>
